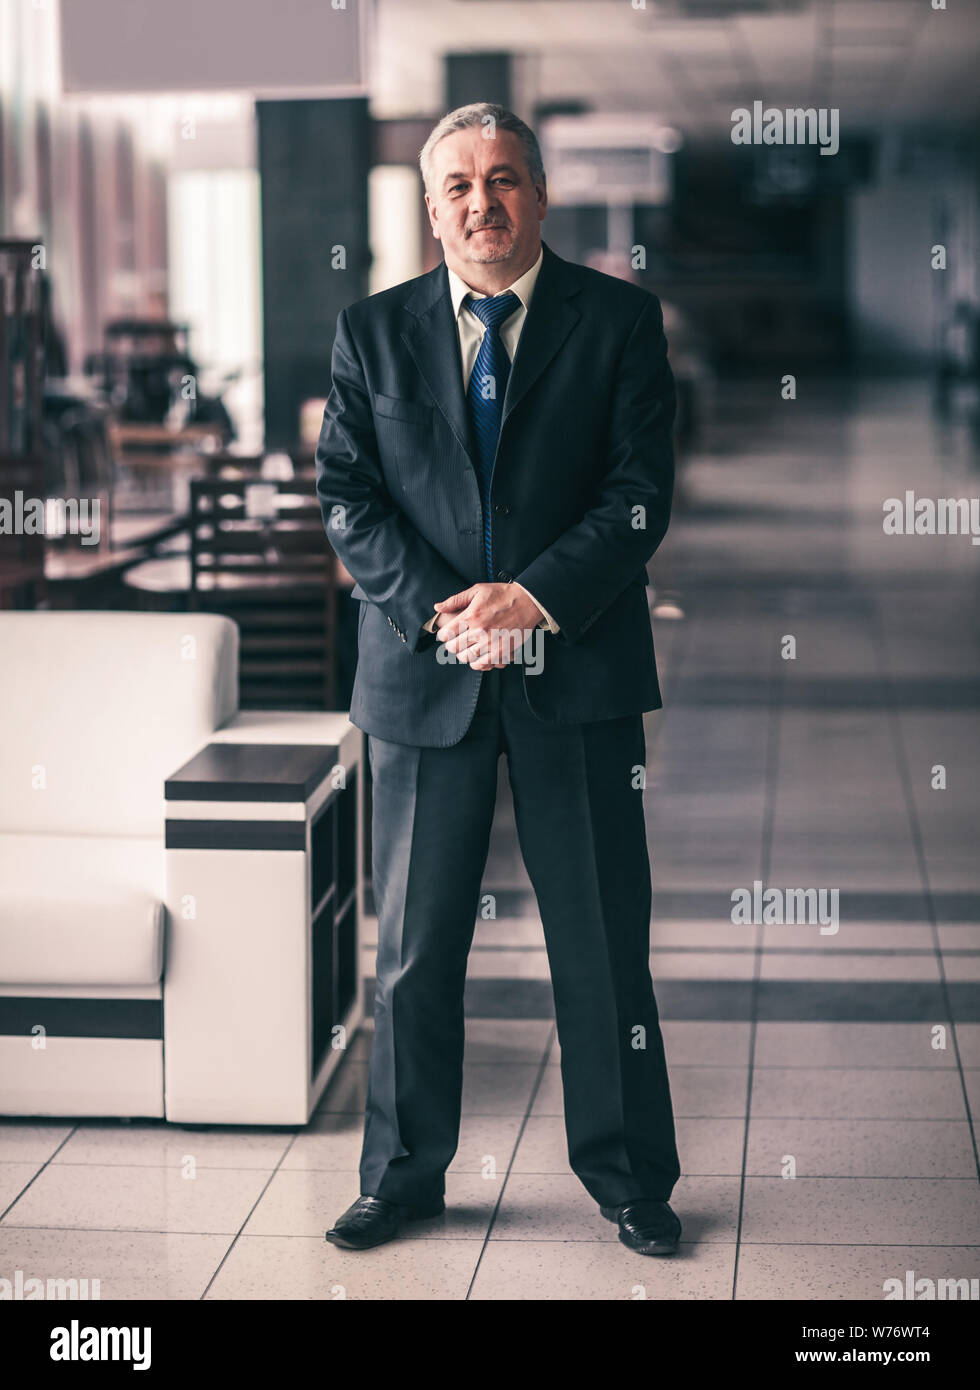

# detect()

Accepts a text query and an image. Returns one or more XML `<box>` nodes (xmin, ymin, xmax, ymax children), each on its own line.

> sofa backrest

<box><xmin>0</xmin><ymin>611</ymin><xmax>239</xmax><ymax>838</ymax></box>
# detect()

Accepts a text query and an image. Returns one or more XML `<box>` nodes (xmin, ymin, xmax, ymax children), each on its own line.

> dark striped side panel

<box><xmin>0</xmin><ymin>998</ymin><xmax>163</xmax><ymax>1039</ymax></box>
<box><xmin>165</xmin><ymin>819</ymin><xmax>307</xmax><ymax>850</ymax></box>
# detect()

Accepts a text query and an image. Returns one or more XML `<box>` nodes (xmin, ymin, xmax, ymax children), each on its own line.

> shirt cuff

<box><xmin>515</xmin><ymin>583</ymin><xmax>560</xmax><ymax>633</ymax></box>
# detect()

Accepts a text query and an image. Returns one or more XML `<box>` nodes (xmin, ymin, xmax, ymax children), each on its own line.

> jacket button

<box><xmin>494</xmin><ymin>503</ymin><xmax>510</xmax><ymax>516</ymax></box>
<box><xmin>496</xmin><ymin>570</ymin><xmax>513</xmax><ymax>582</ymax></box>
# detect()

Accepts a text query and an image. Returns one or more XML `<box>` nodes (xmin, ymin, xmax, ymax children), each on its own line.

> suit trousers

<box><xmin>360</xmin><ymin>657</ymin><xmax>681</xmax><ymax>1210</ymax></box>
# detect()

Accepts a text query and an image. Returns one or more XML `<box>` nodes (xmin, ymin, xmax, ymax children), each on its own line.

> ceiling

<box><xmin>371</xmin><ymin>0</ymin><xmax>980</xmax><ymax>133</ymax></box>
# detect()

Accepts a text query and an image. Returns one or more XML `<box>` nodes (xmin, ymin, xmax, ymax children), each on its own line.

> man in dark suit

<box><xmin>315</xmin><ymin>102</ymin><xmax>682</xmax><ymax>1256</ymax></box>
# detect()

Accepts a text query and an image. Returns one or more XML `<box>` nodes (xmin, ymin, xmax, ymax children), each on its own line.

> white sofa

<box><xmin>0</xmin><ymin>611</ymin><xmax>363</xmax><ymax>1123</ymax></box>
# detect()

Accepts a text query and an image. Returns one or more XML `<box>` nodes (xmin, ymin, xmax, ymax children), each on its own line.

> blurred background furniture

<box><xmin>83</xmin><ymin>318</ymin><xmax>235</xmax><ymax>438</ymax></box>
<box><xmin>0</xmin><ymin>610</ymin><xmax>364</xmax><ymax>1124</ymax></box>
<box><xmin>0</xmin><ymin>240</ymin><xmax>49</xmax><ymax>610</ymax></box>
<box><xmin>41</xmin><ymin>379</ymin><xmax>114</xmax><ymax>557</ymax></box>
<box><xmin>122</xmin><ymin>468</ymin><xmax>353</xmax><ymax>710</ymax></box>
<box><xmin>188</xmin><ymin>474</ymin><xmax>341</xmax><ymax>710</ymax></box>
<box><xmin>81</xmin><ymin>318</ymin><xmax>236</xmax><ymax>516</ymax></box>
<box><xmin>0</xmin><ymin>456</ymin><xmax>47</xmax><ymax>610</ymax></box>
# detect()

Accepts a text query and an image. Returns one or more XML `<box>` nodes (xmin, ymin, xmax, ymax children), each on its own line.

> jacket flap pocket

<box><xmin>374</xmin><ymin>393</ymin><xmax>432</xmax><ymax>424</ymax></box>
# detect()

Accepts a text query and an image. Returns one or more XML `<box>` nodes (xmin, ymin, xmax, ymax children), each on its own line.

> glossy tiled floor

<box><xmin>2</xmin><ymin>378</ymin><xmax>978</xmax><ymax>1299</ymax></box>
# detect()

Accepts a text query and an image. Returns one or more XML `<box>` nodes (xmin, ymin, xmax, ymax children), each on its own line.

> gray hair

<box><xmin>419</xmin><ymin>103</ymin><xmax>546</xmax><ymax>196</ymax></box>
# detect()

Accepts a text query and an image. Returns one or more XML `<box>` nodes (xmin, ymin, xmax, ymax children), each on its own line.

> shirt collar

<box><xmin>447</xmin><ymin>246</ymin><xmax>544</xmax><ymax>323</ymax></box>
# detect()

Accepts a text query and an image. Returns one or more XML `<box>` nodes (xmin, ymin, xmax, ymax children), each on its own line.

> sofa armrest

<box><xmin>165</xmin><ymin>741</ymin><xmax>344</xmax><ymax>847</ymax></box>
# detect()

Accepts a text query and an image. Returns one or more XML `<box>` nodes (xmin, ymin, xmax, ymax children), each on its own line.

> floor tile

<box><xmin>745</xmin><ymin>1118</ymin><xmax>977</xmax><ymax>1178</ymax></box>
<box><xmin>464</xmin><ymin>950</ymin><xmax>551</xmax><ymax>979</ymax></box>
<box><xmin>472</xmin><ymin>919</ymin><xmax>548</xmax><ymax>949</ymax></box>
<box><xmin>660</xmin><ymin>1022</ymin><xmax>754</xmax><ymax>1067</ymax></box>
<box><xmin>754</xmin><ymin>1023</ymin><xmax>957</xmax><ymax>1069</ymax></box>
<box><xmin>651</xmin><ymin>951</ymin><xmax>757</xmax><ymax>981</ymax></box>
<box><xmin>205</xmin><ymin>1235</ymin><xmax>483</xmax><ymax>1299</ymax></box>
<box><xmin>346</xmin><ymin>1027</ymin><xmax>374</xmax><ymax>1062</ymax></box>
<box><xmin>0</xmin><ymin>1226</ymin><xmax>229</xmax><ymax>1299</ymax></box>
<box><xmin>954</xmin><ymin>1025</ymin><xmax>980</xmax><ymax>1067</ymax></box>
<box><xmin>1</xmin><ymin>1163</ymin><xmax>271</xmax><ymax>1234</ymax></box>
<box><xmin>735</xmin><ymin>1244</ymin><xmax>980</xmax><ymax>1300</ymax></box>
<box><xmin>762</xmin><ymin>924</ymin><xmax>935</xmax><ymax>950</ymax></box>
<box><xmin>961</xmin><ymin>1070</ymin><xmax>980</xmax><ymax>1117</ymax></box>
<box><xmin>750</xmin><ymin>1068</ymin><xmax>968</xmax><ymax>1119</ymax></box>
<box><xmin>461</xmin><ymin>1064</ymin><xmax>541</xmax><ymax>1115</ymax></box>
<box><xmin>654</xmin><ymin>921</ymin><xmax>758</xmax><ymax>949</ymax></box>
<box><xmin>470</xmin><ymin>1238</ymin><xmax>737</xmax><ymax>1300</ymax></box>
<box><xmin>53</xmin><ymin>1121</ymin><xmax>294</xmax><ymax>1169</ymax></box>
<box><xmin>463</xmin><ymin>1019</ymin><xmax>554</xmax><ymax>1064</ymax></box>
<box><xmin>938</xmin><ymin>925</ymin><xmax>980</xmax><ymax>952</ymax></box>
<box><xmin>755</xmin><ymin>980</ymin><xmax>949</xmax><ymax>1022</ymax></box>
<box><xmin>740</xmin><ymin>1177</ymin><xmax>980</xmax><ymax>1245</ymax></box>
<box><xmin>943</xmin><ymin>956</ymin><xmax>980</xmax><ymax>982</ymax></box>
<box><xmin>758</xmin><ymin>952</ymin><xmax>940</xmax><ymax>982</ymax></box>
<box><xmin>0</xmin><ymin>1163</ymin><xmax>42</xmax><ymax>1214</ymax></box>
<box><xmin>0</xmin><ymin>1121</ymin><xmax>74</xmax><ymax>1165</ymax></box>
<box><xmin>315</xmin><ymin>1060</ymin><xmax>368</xmax><ymax>1114</ymax></box>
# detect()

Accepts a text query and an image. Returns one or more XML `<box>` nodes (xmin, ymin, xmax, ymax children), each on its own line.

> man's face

<box><xmin>424</xmin><ymin>126</ymin><xmax>547</xmax><ymax>274</ymax></box>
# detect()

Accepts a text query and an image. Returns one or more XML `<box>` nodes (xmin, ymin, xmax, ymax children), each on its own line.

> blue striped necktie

<box><xmin>465</xmin><ymin>290</ymin><xmax>520</xmax><ymax>580</ymax></box>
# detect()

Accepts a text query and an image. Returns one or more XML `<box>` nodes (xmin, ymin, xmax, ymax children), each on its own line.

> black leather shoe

<box><xmin>600</xmin><ymin>1199</ymin><xmax>681</xmax><ymax>1256</ymax></box>
<box><xmin>324</xmin><ymin>1194</ymin><xmax>445</xmax><ymax>1250</ymax></box>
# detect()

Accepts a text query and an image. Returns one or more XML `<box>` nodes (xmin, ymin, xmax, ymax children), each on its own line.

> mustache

<box><xmin>466</xmin><ymin>220</ymin><xmax>511</xmax><ymax>236</ymax></box>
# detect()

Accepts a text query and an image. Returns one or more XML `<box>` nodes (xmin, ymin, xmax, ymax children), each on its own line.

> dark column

<box><xmin>445</xmin><ymin>53</ymin><xmax>512</xmax><ymax>112</ymax></box>
<box><xmin>257</xmin><ymin>98</ymin><xmax>370</xmax><ymax>448</ymax></box>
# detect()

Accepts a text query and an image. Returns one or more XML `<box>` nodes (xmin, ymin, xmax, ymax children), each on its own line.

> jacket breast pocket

<box><xmin>373</xmin><ymin>395</ymin><xmax>433</xmax><ymax>489</ymax></box>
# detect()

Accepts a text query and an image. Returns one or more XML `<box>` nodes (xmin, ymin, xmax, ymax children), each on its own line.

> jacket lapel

<box><xmin>399</xmin><ymin>241</ymin><xmax>583</xmax><ymax>466</ymax></box>
<box><xmin>501</xmin><ymin>243</ymin><xmax>581</xmax><ymax>428</ymax></box>
<box><xmin>401</xmin><ymin>264</ymin><xmax>475</xmax><ymax>463</ymax></box>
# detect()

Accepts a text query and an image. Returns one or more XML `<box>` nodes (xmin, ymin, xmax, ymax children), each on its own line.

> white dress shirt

<box><xmin>422</xmin><ymin>247</ymin><xmax>560</xmax><ymax>637</ymax></box>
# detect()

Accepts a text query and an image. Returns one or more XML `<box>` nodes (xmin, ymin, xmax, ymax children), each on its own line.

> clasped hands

<box><xmin>432</xmin><ymin>582</ymin><xmax>542</xmax><ymax>671</ymax></box>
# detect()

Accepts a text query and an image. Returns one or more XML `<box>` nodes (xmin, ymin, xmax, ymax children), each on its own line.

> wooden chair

<box><xmin>187</xmin><ymin>474</ymin><xmax>340</xmax><ymax>710</ymax></box>
<box><xmin>0</xmin><ymin>455</ymin><xmax>48</xmax><ymax>609</ymax></box>
<box><xmin>0</xmin><ymin>242</ymin><xmax>47</xmax><ymax>608</ymax></box>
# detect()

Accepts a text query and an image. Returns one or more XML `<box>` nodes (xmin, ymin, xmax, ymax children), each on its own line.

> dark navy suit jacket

<box><xmin>314</xmin><ymin>241</ymin><xmax>676</xmax><ymax>747</ymax></box>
